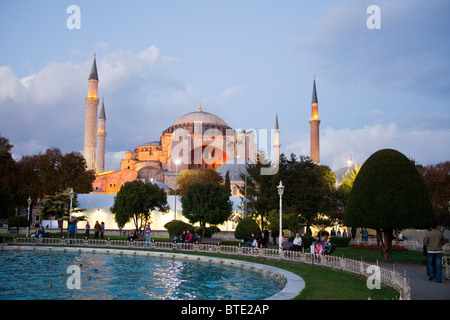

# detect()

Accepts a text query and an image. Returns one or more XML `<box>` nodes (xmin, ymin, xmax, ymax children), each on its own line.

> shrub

<box><xmin>7</xmin><ymin>215</ymin><xmax>29</xmax><ymax>231</ymax></box>
<box><xmin>234</xmin><ymin>218</ymin><xmax>261</xmax><ymax>242</ymax></box>
<box><xmin>164</xmin><ymin>220</ymin><xmax>195</xmax><ymax>239</ymax></box>
<box><xmin>330</xmin><ymin>236</ymin><xmax>350</xmax><ymax>247</ymax></box>
<box><xmin>195</xmin><ymin>226</ymin><xmax>221</xmax><ymax>238</ymax></box>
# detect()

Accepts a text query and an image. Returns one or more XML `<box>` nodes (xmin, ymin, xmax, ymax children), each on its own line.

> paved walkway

<box><xmin>382</xmin><ymin>263</ymin><xmax>450</xmax><ymax>300</ymax></box>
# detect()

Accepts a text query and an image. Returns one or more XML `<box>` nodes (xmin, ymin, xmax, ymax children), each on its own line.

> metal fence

<box><xmin>11</xmin><ymin>237</ymin><xmax>411</xmax><ymax>300</ymax></box>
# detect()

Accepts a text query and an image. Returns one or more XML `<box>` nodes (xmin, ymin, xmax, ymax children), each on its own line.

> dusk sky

<box><xmin>1</xmin><ymin>0</ymin><xmax>449</xmax><ymax>173</ymax></box>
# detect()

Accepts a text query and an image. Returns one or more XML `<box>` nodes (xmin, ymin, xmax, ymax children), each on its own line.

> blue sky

<box><xmin>0</xmin><ymin>0</ymin><xmax>449</xmax><ymax>172</ymax></box>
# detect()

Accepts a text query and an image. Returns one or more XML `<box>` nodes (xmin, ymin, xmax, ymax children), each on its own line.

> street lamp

<box><xmin>69</xmin><ymin>188</ymin><xmax>75</xmax><ymax>219</ymax></box>
<box><xmin>26</xmin><ymin>196</ymin><xmax>32</xmax><ymax>238</ymax></box>
<box><xmin>174</xmin><ymin>158</ymin><xmax>181</xmax><ymax>220</ymax></box>
<box><xmin>277</xmin><ymin>181</ymin><xmax>285</xmax><ymax>252</ymax></box>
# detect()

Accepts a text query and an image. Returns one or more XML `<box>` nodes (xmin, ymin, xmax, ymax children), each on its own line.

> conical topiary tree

<box><xmin>344</xmin><ymin>149</ymin><xmax>435</xmax><ymax>260</ymax></box>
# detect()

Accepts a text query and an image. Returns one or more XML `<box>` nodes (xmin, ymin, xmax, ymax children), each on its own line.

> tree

<box><xmin>110</xmin><ymin>180</ymin><xmax>169</xmax><ymax>230</ymax></box>
<box><xmin>9</xmin><ymin>148</ymin><xmax>94</xmax><ymax>210</ymax></box>
<box><xmin>40</xmin><ymin>190</ymin><xmax>84</xmax><ymax>236</ymax></box>
<box><xmin>181</xmin><ymin>182</ymin><xmax>232</xmax><ymax>239</ymax></box>
<box><xmin>344</xmin><ymin>149</ymin><xmax>436</xmax><ymax>261</ymax></box>
<box><xmin>420</xmin><ymin>161</ymin><xmax>450</xmax><ymax>232</ymax></box>
<box><xmin>224</xmin><ymin>170</ymin><xmax>231</xmax><ymax>196</ymax></box>
<box><xmin>274</xmin><ymin>153</ymin><xmax>336</xmax><ymax>231</ymax></box>
<box><xmin>176</xmin><ymin>169</ymin><xmax>223</xmax><ymax>196</ymax></box>
<box><xmin>238</xmin><ymin>151</ymin><xmax>275</xmax><ymax>230</ymax></box>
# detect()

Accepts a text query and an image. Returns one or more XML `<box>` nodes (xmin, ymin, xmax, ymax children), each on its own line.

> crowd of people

<box><xmin>67</xmin><ymin>218</ymin><xmax>106</xmax><ymax>243</ymax></box>
<box><xmin>172</xmin><ymin>230</ymin><xmax>196</xmax><ymax>244</ymax></box>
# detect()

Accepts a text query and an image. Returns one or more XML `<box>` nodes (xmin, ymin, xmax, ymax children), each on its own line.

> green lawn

<box><xmin>334</xmin><ymin>247</ymin><xmax>426</xmax><ymax>265</ymax></box>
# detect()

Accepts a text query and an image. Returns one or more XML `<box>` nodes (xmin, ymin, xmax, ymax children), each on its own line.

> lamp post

<box><xmin>277</xmin><ymin>181</ymin><xmax>285</xmax><ymax>252</ymax></box>
<box><xmin>69</xmin><ymin>188</ymin><xmax>75</xmax><ymax>219</ymax></box>
<box><xmin>26</xmin><ymin>196</ymin><xmax>32</xmax><ymax>238</ymax></box>
<box><xmin>174</xmin><ymin>158</ymin><xmax>181</xmax><ymax>220</ymax></box>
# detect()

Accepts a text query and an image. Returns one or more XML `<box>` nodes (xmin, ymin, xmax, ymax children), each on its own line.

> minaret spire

<box><xmin>83</xmin><ymin>55</ymin><xmax>100</xmax><ymax>172</ymax></box>
<box><xmin>96</xmin><ymin>98</ymin><xmax>107</xmax><ymax>174</ymax></box>
<box><xmin>273</xmin><ymin>112</ymin><xmax>280</xmax><ymax>167</ymax></box>
<box><xmin>309</xmin><ymin>76</ymin><xmax>320</xmax><ymax>163</ymax></box>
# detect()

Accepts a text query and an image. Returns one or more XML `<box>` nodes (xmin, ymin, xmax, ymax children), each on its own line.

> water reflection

<box><xmin>0</xmin><ymin>251</ymin><xmax>282</xmax><ymax>300</ymax></box>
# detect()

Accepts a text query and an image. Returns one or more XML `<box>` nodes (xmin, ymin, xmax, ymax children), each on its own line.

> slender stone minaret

<box><xmin>273</xmin><ymin>112</ymin><xmax>280</xmax><ymax>166</ymax></box>
<box><xmin>96</xmin><ymin>98</ymin><xmax>106</xmax><ymax>173</ymax></box>
<box><xmin>83</xmin><ymin>55</ymin><xmax>99</xmax><ymax>172</ymax></box>
<box><xmin>309</xmin><ymin>77</ymin><xmax>320</xmax><ymax>163</ymax></box>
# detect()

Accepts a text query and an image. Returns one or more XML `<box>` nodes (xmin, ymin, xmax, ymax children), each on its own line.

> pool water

<box><xmin>0</xmin><ymin>251</ymin><xmax>282</xmax><ymax>300</ymax></box>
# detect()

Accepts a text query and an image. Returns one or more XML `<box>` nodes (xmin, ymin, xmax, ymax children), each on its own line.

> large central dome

<box><xmin>173</xmin><ymin>109</ymin><xmax>228</xmax><ymax>127</ymax></box>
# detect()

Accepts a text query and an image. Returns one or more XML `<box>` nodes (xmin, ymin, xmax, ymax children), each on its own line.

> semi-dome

<box><xmin>216</xmin><ymin>159</ymin><xmax>251</xmax><ymax>182</ymax></box>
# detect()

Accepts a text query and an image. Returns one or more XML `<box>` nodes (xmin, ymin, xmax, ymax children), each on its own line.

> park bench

<box><xmin>200</xmin><ymin>238</ymin><xmax>221</xmax><ymax>245</ymax></box>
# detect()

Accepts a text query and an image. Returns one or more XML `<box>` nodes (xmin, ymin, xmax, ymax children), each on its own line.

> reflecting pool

<box><xmin>0</xmin><ymin>250</ymin><xmax>282</xmax><ymax>300</ymax></box>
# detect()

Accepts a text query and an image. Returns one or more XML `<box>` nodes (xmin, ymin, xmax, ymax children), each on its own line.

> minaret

<box><xmin>273</xmin><ymin>112</ymin><xmax>280</xmax><ymax>166</ymax></box>
<box><xmin>309</xmin><ymin>77</ymin><xmax>320</xmax><ymax>163</ymax></box>
<box><xmin>96</xmin><ymin>98</ymin><xmax>106</xmax><ymax>173</ymax></box>
<box><xmin>83</xmin><ymin>55</ymin><xmax>99</xmax><ymax>172</ymax></box>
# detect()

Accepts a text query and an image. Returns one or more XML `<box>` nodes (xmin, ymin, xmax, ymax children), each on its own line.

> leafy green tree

<box><xmin>420</xmin><ymin>161</ymin><xmax>450</xmax><ymax>232</ymax></box>
<box><xmin>344</xmin><ymin>149</ymin><xmax>436</xmax><ymax>261</ymax></box>
<box><xmin>181</xmin><ymin>182</ymin><xmax>232</xmax><ymax>239</ymax></box>
<box><xmin>111</xmin><ymin>180</ymin><xmax>169</xmax><ymax>230</ymax></box>
<box><xmin>40</xmin><ymin>190</ymin><xmax>84</xmax><ymax>236</ymax></box>
<box><xmin>274</xmin><ymin>153</ymin><xmax>336</xmax><ymax>231</ymax></box>
<box><xmin>238</xmin><ymin>151</ymin><xmax>275</xmax><ymax>230</ymax></box>
<box><xmin>0</xmin><ymin>187</ymin><xmax>15</xmax><ymax>219</ymax></box>
<box><xmin>176</xmin><ymin>169</ymin><xmax>223</xmax><ymax>196</ymax></box>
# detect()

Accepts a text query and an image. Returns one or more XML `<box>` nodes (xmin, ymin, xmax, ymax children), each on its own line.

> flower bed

<box><xmin>352</xmin><ymin>244</ymin><xmax>408</xmax><ymax>251</ymax></box>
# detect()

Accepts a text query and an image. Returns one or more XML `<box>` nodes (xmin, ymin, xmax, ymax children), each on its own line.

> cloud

<box><xmin>0</xmin><ymin>45</ymin><xmax>192</xmax><ymax>157</ymax></box>
<box><xmin>296</xmin><ymin>0</ymin><xmax>450</xmax><ymax>98</ymax></box>
<box><xmin>221</xmin><ymin>86</ymin><xmax>242</xmax><ymax>98</ymax></box>
<box><xmin>284</xmin><ymin>123</ymin><xmax>450</xmax><ymax>171</ymax></box>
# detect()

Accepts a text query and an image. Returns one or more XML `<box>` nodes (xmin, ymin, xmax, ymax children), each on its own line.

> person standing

<box><xmin>144</xmin><ymin>222</ymin><xmax>152</xmax><ymax>248</ymax></box>
<box><xmin>85</xmin><ymin>221</ymin><xmax>90</xmax><ymax>239</ymax></box>
<box><xmin>94</xmin><ymin>221</ymin><xmax>101</xmax><ymax>239</ymax></box>
<box><xmin>100</xmin><ymin>222</ymin><xmax>105</xmax><ymax>239</ymax></box>
<box><xmin>424</xmin><ymin>224</ymin><xmax>446</xmax><ymax>283</ymax></box>
<box><xmin>67</xmin><ymin>218</ymin><xmax>76</xmax><ymax>244</ymax></box>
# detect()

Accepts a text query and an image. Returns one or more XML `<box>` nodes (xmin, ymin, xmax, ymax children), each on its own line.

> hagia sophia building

<box><xmin>74</xmin><ymin>56</ymin><xmax>321</xmax><ymax>232</ymax></box>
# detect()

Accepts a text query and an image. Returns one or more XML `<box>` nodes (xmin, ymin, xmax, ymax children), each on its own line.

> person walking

<box><xmin>424</xmin><ymin>224</ymin><xmax>446</xmax><ymax>283</ymax></box>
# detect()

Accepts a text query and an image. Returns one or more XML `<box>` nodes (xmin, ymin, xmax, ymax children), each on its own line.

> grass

<box><xmin>335</xmin><ymin>246</ymin><xmax>426</xmax><ymax>265</ymax></box>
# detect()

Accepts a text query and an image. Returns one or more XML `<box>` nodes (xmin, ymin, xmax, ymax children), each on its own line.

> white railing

<box><xmin>443</xmin><ymin>256</ymin><xmax>450</xmax><ymax>280</ymax></box>
<box><xmin>11</xmin><ymin>237</ymin><xmax>411</xmax><ymax>299</ymax></box>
